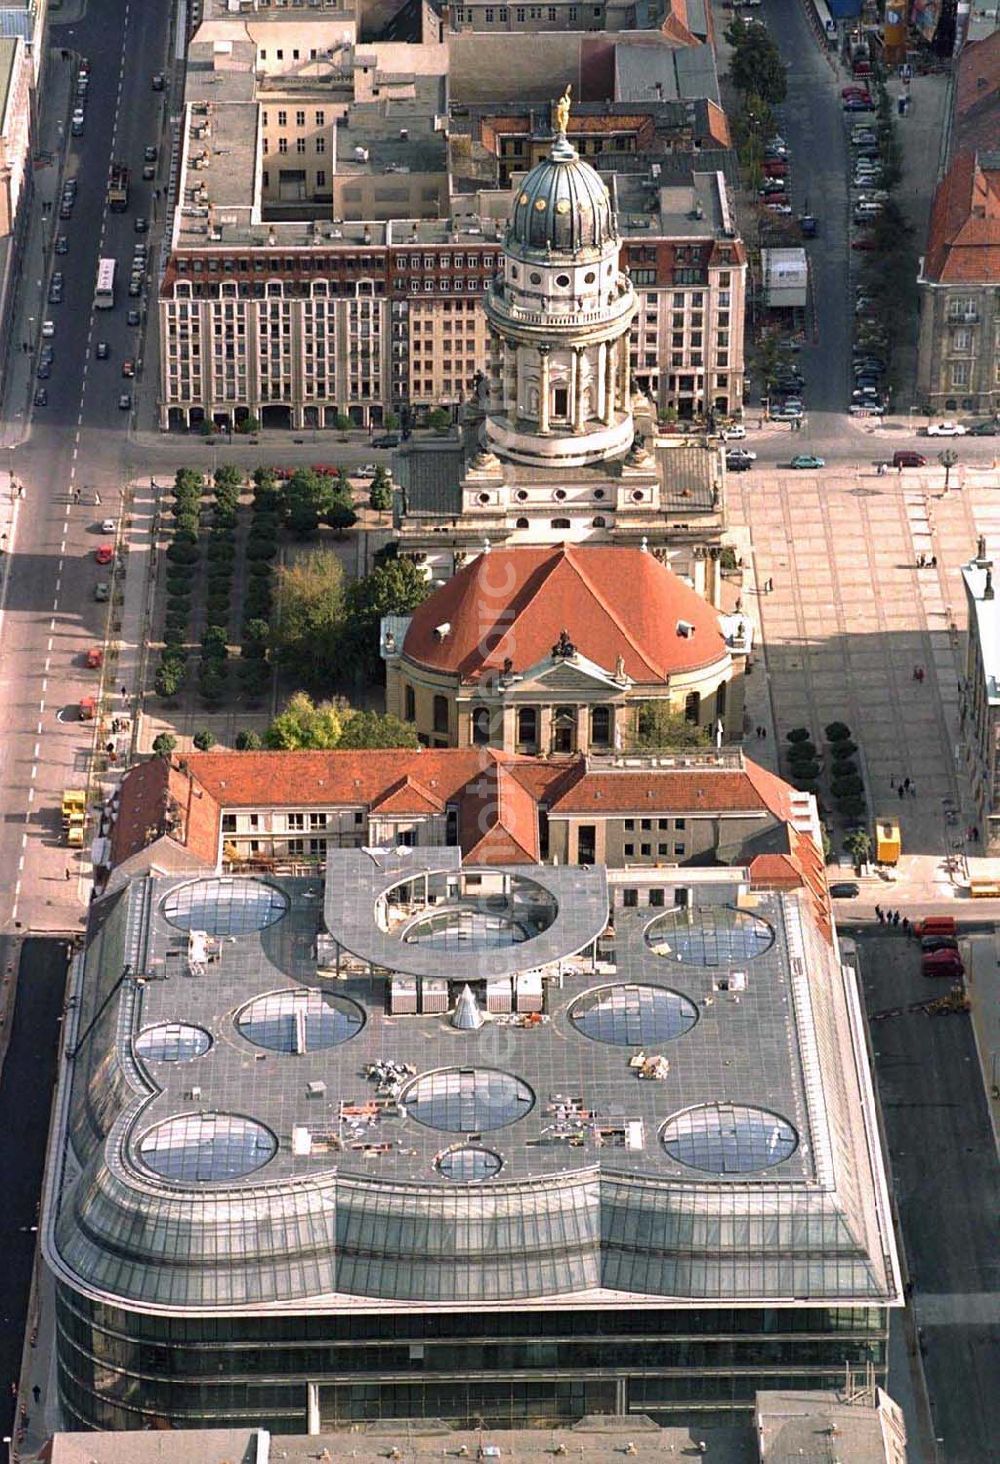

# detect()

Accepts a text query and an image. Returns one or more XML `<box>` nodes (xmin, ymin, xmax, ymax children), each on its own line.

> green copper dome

<box><xmin>507</xmin><ymin>133</ymin><xmax>616</xmax><ymax>259</ymax></box>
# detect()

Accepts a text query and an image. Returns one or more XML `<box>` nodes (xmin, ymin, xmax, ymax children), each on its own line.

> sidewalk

<box><xmin>0</xmin><ymin>50</ymin><xmax>76</xmax><ymax>450</ymax></box>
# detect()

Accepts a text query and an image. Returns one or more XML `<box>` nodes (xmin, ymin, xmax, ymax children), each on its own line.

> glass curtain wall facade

<box><xmin>56</xmin><ymin>1290</ymin><xmax>888</xmax><ymax>1433</ymax></box>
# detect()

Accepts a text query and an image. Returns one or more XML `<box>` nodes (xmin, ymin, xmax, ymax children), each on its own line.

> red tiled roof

<box><xmin>186</xmin><ymin>747</ymin><xmax>489</xmax><ymax>810</ymax></box>
<box><xmin>111</xmin><ymin>757</ymin><xmax>219</xmax><ymax>867</ymax></box>
<box><xmin>401</xmin><ymin>545</ymin><xmax>725</xmax><ymax>684</ymax></box>
<box><xmin>923</xmin><ymin>151</ymin><xmax>1000</xmax><ymax>284</ymax></box>
<box><xmin>954</xmin><ymin>31</ymin><xmax>1000</xmax><ymax>156</ymax></box>
<box><xmin>461</xmin><ymin>762</ymin><xmax>539</xmax><ymax>864</ymax></box>
<box><xmin>545</xmin><ymin>763</ymin><xmax>791</xmax><ymax>819</ymax></box>
<box><xmin>370</xmin><ymin>774</ymin><xmax>445</xmax><ymax>815</ymax></box>
<box><xmin>748</xmin><ymin>853</ymin><xmax>803</xmax><ymax>887</ymax></box>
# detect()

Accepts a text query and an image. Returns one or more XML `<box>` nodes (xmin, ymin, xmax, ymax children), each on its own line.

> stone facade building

<box><xmin>916</xmin><ymin>151</ymin><xmax>1000</xmax><ymax>417</ymax></box>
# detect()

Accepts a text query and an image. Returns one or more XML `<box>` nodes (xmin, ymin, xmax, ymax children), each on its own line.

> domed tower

<box><xmin>484</xmin><ymin>89</ymin><xmax>637</xmax><ymax>469</ymax></box>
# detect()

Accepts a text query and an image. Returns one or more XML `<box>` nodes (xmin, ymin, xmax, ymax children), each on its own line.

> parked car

<box><xmin>122</xmin><ymin>358</ymin><xmax>135</xmax><ymax>378</ymax></box>
<box><xmin>33</xmin><ymin>388</ymin><xmax>47</xmax><ymax>407</ymax></box>
<box><xmin>118</xmin><ymin>392</ymin><xmax>132</xmax><ymax>410</ymax></box>
<box><xmin>720</xmin><ymin>424</ymin><xmax>746</xmax><ymax>441</ymax></box>
<box><xmin>95</xmin><ymin>341</ymin><xmax>109</xmax><ymax>360</ymax></box>
<box><xmin>55</xmin><ymin>234</ymin><xmax>69</xmax><ymax>254</ymax></box>
<box><xmin>95</xmin><ymin>544</ymin><xmax>114</xmax><ymax>565</ymax></box>
<box><xmin>134</xmin><ymin>216</ymin><xmax>148</xmax><ymax>233</ymax></box>
<box><xmin>893</xmin><ymin>450</ymin><xmax>927</xmax><ymax>468</ymax></box>
<box><xmin>790</xmin><ymin>454</ymin><xmax>825</xmax><ymax>469</ymax></box>
<box><xmin>36</xmin><ymin>362</ymin><xmax>51</xmax><ymax>380</ymax></box>
<box><xmin>144</xmin><ymin>144</ymin><xmax>158</xmax><ymax>162</ymax></box>
<box><xmin>42</xmin><ymin>320</ymin><xmax>55</xmax><ymax>338</ymax></box>
<box><xmin>371</xmin><ymin>433</ymin><xmax>400</xmax><ymax>449</ymax></box>
<box><xmin>152</xmin><ymin>72</ymin><xmax>165</xmax><ymax>90</ymax></box>
<box><xmin>94</xmin><ymin>582</ymin><xmax>110</xmax><ymax>602</ymax></box>
<box><xmin>922</xmin><ymin>950</ymin><xmax>964</xmax><ymax>979</ymax></box>
<box><xmin>969</xmin><ymin>419</ymin><xmax>999</xmax><ymax>435</ymax></box>
<box><xmin>843</xmin><ymin>96</ymin><xmax>875</xmax><ymax>111</ymax></box>
<box><xmin>921</xmin><ymin>935</ymin><xmax>959</xmax><ymax>954</ymax></box>
<box><xmin>127</xmin><ymin>308</ymin><xmax>141</xmax><ymax>327</ymax></box>
<box><xmin>142</xmin><ymin>163</ymin><xmax>155</xmax><ymax>180</ymax></box>
<box><xmin>829</xmin><ymin>882</ymin><xmax>860</xmax><ymax>898</ymax></box>
<box><xmin>726</xmin><ymin>450</ymin><xmax>756</xmax><ymax>472</ymax></box>
<box><xmin>926</xmin><ymin>420</ymin><xmax>967</xmax><ymax>436</ymax></box>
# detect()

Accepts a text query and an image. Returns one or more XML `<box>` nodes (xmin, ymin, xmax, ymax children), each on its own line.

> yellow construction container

<box><xmin>875</xmin><ymin>817</ymin><xmax>901</xmax><ymax>865</ymax></box>
<box><xmin>61</xmin><ymin>789</ymin><xmax>86</xmax><ymax>847</ymax></box>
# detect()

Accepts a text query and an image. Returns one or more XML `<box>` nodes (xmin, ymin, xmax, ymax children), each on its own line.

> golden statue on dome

<box><xmin>554</xmin><ymin>85</ymin><xmax>572</xmax><ymax>135</ymax></box>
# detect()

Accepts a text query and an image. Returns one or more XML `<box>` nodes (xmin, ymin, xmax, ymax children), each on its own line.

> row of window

<box><xmin>262</xmin><ymin>138</ymin><xmax>326</xmax><ymax>156</ymax></box>
<box><xmin>453</xmin><ymin>4</ymin><xmax>601</xmax><ymax>18</ymax></box>
<box><xmin>262</xmin><ymin>110</ymin><xmax>326</xmax><ymax>127</ymax></box>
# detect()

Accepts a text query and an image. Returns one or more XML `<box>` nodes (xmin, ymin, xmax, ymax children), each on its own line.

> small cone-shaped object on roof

<box><xmin>451</xmin><ymin>983</ymin><xmax>484</xmax><ymax>1030</ymax></box>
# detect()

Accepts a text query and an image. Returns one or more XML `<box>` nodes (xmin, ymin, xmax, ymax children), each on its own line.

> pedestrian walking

<box><xmin>903</xmin><ymin>777</ymin><xmax>910</xmax><ymax>792</ymax></box>
<box><xmin>890</xmin><ymin>774</ymin><xmax>895</xmax><ymax>789</ymax></box>
<box><xmin>902</xmin><ymin>916</ymin><xmax>910</xmax><ymax>935</ymax></box>
<box><xmin>64</xmin><ymin>867</ymin><xmax>71</xmax><ymax>881</ymax></box>
<box><xmin>909</xmin><ymin>783</ymin><xmax>917</xmax><ymax>798</ymax></box>
<box><xmin>898</xmin><ymin>784</ymin><xmax>905</xmax><ymax>800</ymax></box>
<box><xmin>875</xmin><ymin>904</ymin><xmax>882</xmax><ymax>921</ymax></box>
<box><xmin>72</xmin><ymin>487</ymin><xmax>80</xmax><ymax>504</ymax></box>
<box><xmin>735</xmin><ymin>597</ymin><xmax>743</xmax><ymax>613</ymax></box>
<box><xmin>31</xmin><ymin>1385</ymin><xmax>40</xmax><ymax>1405</ymax></box>
<box><xmin>761</xmin><ymin>726</ymin><xmax>767</xmax><ymax>739</ymax></box>
<box><xmin>973</xmin><ymin>825</ymin><xmax>980</xmax><ymax>842</ymax></box>
<box><xmin>93</xmin><ymin>491</ymin><xmax>101</xmax><ymax>506</ymax></box>
<box><xmin>930</xmin><ymin>554</ymin><xmax>937</xmax><ymax>568</ymax></box>
<box><xmin>892</xmin><ymin>911</ymin><xmax>901</xmax><ymax>927</ymax></box>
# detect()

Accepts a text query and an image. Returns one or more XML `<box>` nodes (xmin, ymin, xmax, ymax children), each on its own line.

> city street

<box><xmin>854</xmin><ymin>930</ymin><xmax>1000</xmax><ymax>1463</ymax></box>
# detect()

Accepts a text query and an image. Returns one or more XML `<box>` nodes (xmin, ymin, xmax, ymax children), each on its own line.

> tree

<box><xmin>369</xmin><ymin>468</ymin><xmax>393</xmax><ymax>521</ymax></box>
<box><xmin>334</xmin><ymin>412</ymin><xmax>352</xmax><ymax>432</ymax></box>
<box><xmin>727</xmin><ymin>25</ymin><xmax>787</xmax><ymax>106</ymax></box>
<box><xmin>427</xmin><ymin>407</ymin><xmax>451</xmax><ymax>434</ymax></box>
<box><xmin>632</xmin><ymin>704</ymin><xmax>712</xmax><ymax>750</ymax></box>
<box><xmin>242</xmin><ymin>618</ymin><xmax>271</xmax><ymax>657</ymax></box>
<box><xmin>272</xmin><ymin>548</ymin><xmax>345</xmax><ymax>686</ymax></box>
<box><xmin>844</xmin><ymin>829</ymin><xmax>872</xmax><ymax>865</ymax></box>
<box><xmin>340</xmin><ymin>558</ymin><xmax>432</xmax><ymax>683</ymax></box>
<box><xmin>825</xmin><ymin>722</ymin><xmax>852</xmax><ymax>742</ymax></box>
<box><xmin>327</xmin><ymin>494</ymin><xmax>358</xmax><ymax>538</ymax></box>
<box><xmin>152</xmin><ymin>732</ymin><xmax>177</xmax><ymax>757</ymax></box>
<box><xmin>214</xmin><ymin>465</ymin><xmax>243</xmax><ymax>493</ymax></box>
<box><xmin>154</xmin><ymin>660</ymin><xmax>184</xmax><ymax>698</ymax></box>
<box><xmin>263</xmin><ymin>691</ymin><xmax>346</xmax><ymax>749</ymax></box>
<box><xmin>235</xmin><ymin>729</ymin><xmax>263</xmax><ymax>750</ymax></box>
<box><xmin>193</xmin><ymin>729</ymin><xmax>216</xmax><ymax>751</ymax></box>
<box><xmin>786</xmin><ymin>727</ymin><xmax>812</xmax><ymax>743</ymax></box>
<box><xmin>283</xmin><ymin>468</ymin><xmax>336</xmax><ymax>536</ymax></box>
<box><xmin>336</xmin><ymin>709</ymin><xmax>420</xmax><ymax>750</ymax></box>
<box><xmin>383</xmin><ymin>410</ymin><xmax>399</xmax><ymax>430</ymax></box>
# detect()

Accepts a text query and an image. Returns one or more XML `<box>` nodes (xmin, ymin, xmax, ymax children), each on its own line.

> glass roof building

<box><xmin>43</xmin><ymin>849</ymin><xmax>900</xmax><ymax>1433</ymax></box>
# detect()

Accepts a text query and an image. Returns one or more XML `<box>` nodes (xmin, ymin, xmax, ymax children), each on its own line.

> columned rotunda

<box><xmin>483</xmin><ymin>99</ymin><xmax>637</xmax><ymax>469</ymax></box>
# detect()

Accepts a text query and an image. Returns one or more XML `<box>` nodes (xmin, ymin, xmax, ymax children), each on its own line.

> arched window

<box><xmin>684</xmin><ymin>691</ymin><xmax>701</xmax><ymax>725</ymax></box>
<box><xmin>551</xmin><ymin>517</ymin><xmax>571</xmax><ymax>529</ymax></box>
<box><xmin>716</xmin><ymin>680</ymin><xmax>727</xmax><ymax>721</ymax></box>
<box><xmin>517</xmin><ymin>706</ymin><xmax>538</xmax><ymax>752</ymax></box>
<box><xmin>433</xmin><ymin>695</ymin><xmax>449</xmax><ymax>735</ymax></box>
<box><xmin>592</xmin><ymin>516</ymin><xmax>607</xmax><ymax>529</ymax></box>
<box><xmin>472</xmin><ymin>706</ymin><xmax>491</xmax><ymax>746</ymax></box>
<box><xmin>404</xmin><ymin>686</ymin><xmax>416</xmax><ymax>722</ymax></box>
<box><xmin>590</xmin><ymin>706</ymin><xmax>611</xmax><ymax>747</ymax></box>
<box><xmin>515</xmin><ymin>517</ymin><xmax>529</xmax><ymax>529</ymax></box>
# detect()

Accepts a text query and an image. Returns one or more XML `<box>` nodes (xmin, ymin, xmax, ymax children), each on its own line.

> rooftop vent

<box><xmin>676</xmin><ymin>620</ymin><xmax>695</xmax><ymax>637</ymax></box>
<box><xmin>434</xmin><ymin>621</ymin><xmax>451</xmax><ymax>640</ymax></box>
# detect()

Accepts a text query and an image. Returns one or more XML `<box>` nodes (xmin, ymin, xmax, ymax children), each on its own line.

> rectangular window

<box><xmin>277</xmin><ymin>111</ymin><xmax>287</xmax><ymax>126</ymax></box>
<box><xmin>674</xmin><ymin>842</ymin><xmax>686</xmax><ymax>856</ymax></box>
<box><xmin>316</xmin><ymin>137</ymin><xmax>326</xmax><ymax>153</ymax></box>
<box><xmin>316</xmin><ymin>170</ymin><xmax>326</xmax><ymax>186</ymax></box>
<box><xmin>624</xmin><ymin>819</ymin><xmax>635</xmax><ymax>831</ymax></box>
<box><xmin>641</xmin><ymin>843</ymin><xmax>651</xmax><ymax>856</ymax></box>
<box><xmin>658</xmin><ymin>843</ymin><xmax>669</xmax><ymax>856</ymax></box>
<box><xmin>951</xmin><ymin>327</ymin><xmax>971</xmax><ymax>352</ymax></box>
<box><xmin>296</xmin><ymin>111</ymin><xmax>305</xmax><ymax>126</ymax></box>
<box><xmin>623</xmin><ymin>888</ymin><xmax>638</xmax><ymax>907</ymax></box>
<box><xmin>315</xmin><ymin>111</ymin><xmax>325</xmax><ymax>125</ymax></box>
<box><xmin>950</xmin><ymin>361</ymin><xmax>969</xmax><ymax>386</ymax></box>
<box><xmin>278</xmin><ymin>138</ymin><xmax>288</xmax><ymax>154</ymax></box>
<box><xmin>675</xmin><ymin>817</ymin><xmax>686</xmax><ymax>830</ymax></box>
<box><xmin>624</xmin><ymin>843</ymin><xmax>634</xmax><ymax>857</ymax></box>
<box><xmin>296</xmin><ymin>138</ymin><xmax>306</xmax><ymax>154</ymax></box>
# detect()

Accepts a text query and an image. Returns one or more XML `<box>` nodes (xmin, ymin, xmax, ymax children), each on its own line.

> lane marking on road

<box><xmin>46</xmin><ymin>638</ymin><xmax>52</xmax><ymax>652</ymax></box>
<box><xmin>35</xmin><ymin>723</ymin><xmax>42</xmax><ymax>737</ymax></box>
<box><xmin>41</xmin><ymin>679</ymin><xmax>47</xmax><ymax>694</ymax></box>
<box><xmin>43</xmin><ymin>657</ymin><xmax>50</xmax><ymax>673</ymax></box>
<box><xmin>33</xmin><ymin>742</ymin><xmax>39</xmax><ymax>760</ymax></box>
<box><xmin>54</xmin><ymin>577</ymin><xmax>61</xmax><ymax>593</ymax></box>
<box><xmin>49</xmin><ymin>617</ymin><xmax>55</xmax><ymax>631</ymax></box>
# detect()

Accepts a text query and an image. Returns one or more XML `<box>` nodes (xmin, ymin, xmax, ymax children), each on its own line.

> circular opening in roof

<box><xmin>236</xmin><ymin>989</ymin><xmax>364</xmax><ymax>1053</ymax></box>
<box><xmin>138</xmin><ymin>1113</ymin><xmax>277</xmax><ymax>1182</ymax></box>
<box><xmin>402</xmin><ymin>1068</ymin><xmax>535</xmax><ymax>1132</ymax></box>
<box><xmin>162</xmin><ymin>877</ymin><xmax>288</xmax><ymax>936</ymax></box>
<box><xmin>570</xmin><ymin>983</ymin><xmax>698</xmax><ymax>1046</ymax></box>
<box><xmin>135</xmin><ymin>1023</ymin><xmax>212</xmax><ymax>1063</ymax></box>
<box><xmin>555</xmin><ymin>273</ymin><xmax>570</xmax><ymax>287</ymax></box>
<box><xmin>646</xmin><ymin>906</ymin><xmax>774</xmax><ymax>966</ymax></box>
<box><xmin>436</xmin><ymin>1145</ymin><xmax>503</xmax><ymax>1182</ymax></box>
<box><xmin>660</xmin><ymin>1103</ymin><xmax>798</xmax><ymax>1174</ymax></box>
